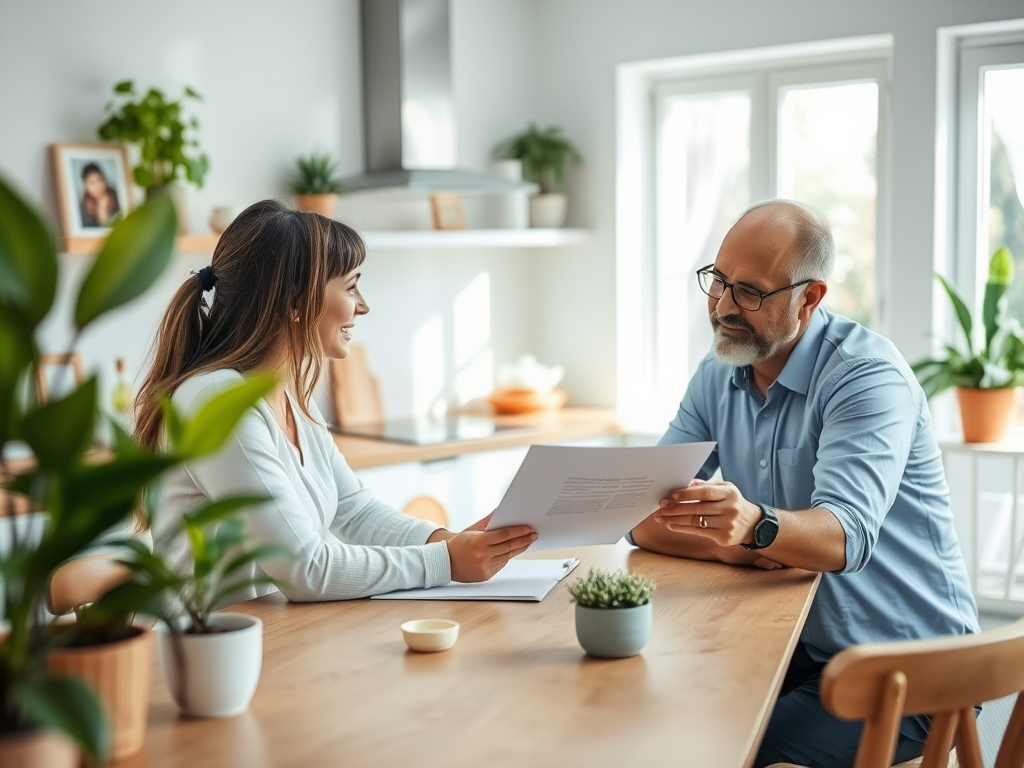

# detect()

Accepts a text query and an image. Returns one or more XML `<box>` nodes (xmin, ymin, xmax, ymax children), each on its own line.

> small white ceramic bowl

<box><xmin>400</xmin><ymin>619</ymin><xmax>460</xmax><ymax>652</ymax></box>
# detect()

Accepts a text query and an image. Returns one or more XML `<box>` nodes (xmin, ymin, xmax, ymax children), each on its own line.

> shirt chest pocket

<box><xmin>775</xmin><ymin>444</ymin><xmax>817</xmax><ymax>509</ymax></box>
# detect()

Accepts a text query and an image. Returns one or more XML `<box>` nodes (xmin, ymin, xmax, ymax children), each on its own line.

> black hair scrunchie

<box><xmin>195</xmin><ymin>266</ymin><xmax>217</xmax><ymax>292</ymax></box>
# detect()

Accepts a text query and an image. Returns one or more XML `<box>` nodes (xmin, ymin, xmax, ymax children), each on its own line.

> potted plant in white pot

<box><xmin>288</xmin><ymin>152</ymin><xmax>344</xmax><ymax>218</ymax></box>
<box><xmin>114</xmin><ymin>487</ymin><xmax>291</xmax><ymax>718</ymax></box>
<box><xmin>0</xmin><ymin>175</ymin><xmax>275</xmax><ymax>765</ymax></box>
<box><xmin>97</xmin><ymin>79</ymin><xmax>210</xmax><ymax>234</ymax></box>
<box><xmin>567</xmin><ymin>568</ymin><xmax>655</xmax><ymax>659</ymax></box>
<box><xmin>911</xmin><ymin>246</ymin><xmax>1024</xmax><ymax>442</ymax></box>
<box><xmin>493</xmin><ymin>123</ymin><xmax>583</xmax><ymax>228</ymax></box>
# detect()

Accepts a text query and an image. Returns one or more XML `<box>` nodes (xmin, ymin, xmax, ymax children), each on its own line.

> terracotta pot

<box><xmin>0</xmin><ymin>729</ymin><xmax>78</xmax><ymax>768</ymax></box>
<box><xmin>956</xmin><ymin>386</ymin><xmax>1020</xmax><ymax>443</ymax></box>
<box><xmin>295</xmin><ymin>194</ymin><xmax>337</xmax><ymax>218</ymax></box>
<box><xmin>48</xmin><ymin>626</ymin><xmax>154</xmax><ymax>763</ymax></box>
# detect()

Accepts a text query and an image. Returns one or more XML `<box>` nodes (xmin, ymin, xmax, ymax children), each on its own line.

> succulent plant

<box><xmin>567</xmin><ymin>568</ymin><xmax>655</xmax><ymax>609</ymax></box>
<box><xmin>288</xmin><ymin>153</ymin><xmax>344</xmax><ymax>195</ymax></box>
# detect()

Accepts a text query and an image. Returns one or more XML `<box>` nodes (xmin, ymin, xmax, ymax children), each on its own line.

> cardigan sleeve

<box><xmin>165</xmin><ymin>375</ymin><xmax>452</xmax><ymax>601</ymax></box>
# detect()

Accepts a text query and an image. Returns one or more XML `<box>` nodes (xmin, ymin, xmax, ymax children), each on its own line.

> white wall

<box><xmin>0</xmin><ymin>0</ymin><xmax>538</xmax><ymax>418</ymax></box>
<box><xmin>527</xmin><ymin>0</ymin><xmax>1024</xmax><ymax>411</ymax></box>
<box><xmin>3</xmin><ymin>0</ymin><xmax>1023</xmax><ymax>420</ymax></box>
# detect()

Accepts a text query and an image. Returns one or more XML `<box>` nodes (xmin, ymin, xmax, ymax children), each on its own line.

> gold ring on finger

<box><xmin>699</xmin><ymin>515</ymin><xmax>708</xmax><ymax>529</ymax></box>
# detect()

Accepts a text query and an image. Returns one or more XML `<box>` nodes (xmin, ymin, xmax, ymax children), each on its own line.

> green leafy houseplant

<box><xmin>288</xmin><ymin>153</ymin><xmax>344</xmax><ymax>196</ymax></box>
<box><xmin>492</xmin><ymin>123</ymin><xmax>583</xmax><ymax>195</ymax></box>
<box><xmin>97</xmin><ymin>80</ymin><xmax>209</xmax><ymax>194</ymax></box>
<box><xmin>567</xmin><ymin>568</ymin><xmax>655</xmax><ymax>609</ymax></box>
<box><xmin>0</xmin><ymin>174</ymin><xmax>273</xmax><ymax>763</ymax></box>
<box><xmin>911</xmin><ymin>246</ymin><xmax>1024</xmax><ymax>397</ymax></box>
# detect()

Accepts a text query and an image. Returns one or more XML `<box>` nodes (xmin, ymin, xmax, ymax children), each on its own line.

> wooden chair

<box><xmin>768</xmin><ymin>618</ymin><xmax>1024</xmax><ymax>768</ymax></box>
<box><xmin>403</xmin><ymin>495</ymin><xmax>450</xmax><ymax>528</ymax></box>
<box><xmin>47</xmin><ymin>551</ymin><xmax>131</xmax><ymax>617</ymax></box>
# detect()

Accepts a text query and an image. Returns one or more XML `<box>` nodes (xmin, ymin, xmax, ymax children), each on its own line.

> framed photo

<box><xmin>429</xmin><ymin>192</ymin><xmax>467</xmax><ymax>230</ymax></box>
<box><xmin>51</xmin><ymin>142</ymin><xmax>132</xmax><ymax>238</ymax></box>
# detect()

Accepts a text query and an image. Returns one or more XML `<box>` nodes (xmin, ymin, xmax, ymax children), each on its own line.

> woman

<box><xmin>135</xmin><ymin>199</ymin><xmax>536</xmax><ymax>601</ymax></box>
<box><xmin>79</xmin><ymin>162</ymin><xmax>121</xmax><ymax>227</ymax></box>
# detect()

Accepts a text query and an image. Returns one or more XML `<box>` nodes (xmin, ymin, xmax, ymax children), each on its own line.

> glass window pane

<box><xmin>778</xmin><ymin>81</ymin><xmax>878</xmax><ymax>327</ymax></box>
<box><xmin>656</xmin><ymin>92</ymin><xmax>750</xmax><ymax>413</ymax></box>
<box><xmin>984</xmin><ymin>66</ymin><xmax>1024</xmax><ymax>327</ymax></box>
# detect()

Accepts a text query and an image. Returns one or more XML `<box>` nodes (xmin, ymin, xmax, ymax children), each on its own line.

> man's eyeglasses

<box><xmin>695</xmin><ymin>265</ymin><xmax>816</xmax><ymax>312</ymax></box>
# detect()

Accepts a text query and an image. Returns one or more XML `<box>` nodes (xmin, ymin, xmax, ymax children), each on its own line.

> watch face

<box><xmin>754</xmin><ymin>517</ymin><xmax>780</xmax><ymax>548</ymax></box>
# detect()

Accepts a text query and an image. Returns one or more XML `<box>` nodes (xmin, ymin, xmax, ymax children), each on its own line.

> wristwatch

<box><xmin>743</xmin><ymin>504</ymin><xmax>780</xmax><ymax>550</ymax></box>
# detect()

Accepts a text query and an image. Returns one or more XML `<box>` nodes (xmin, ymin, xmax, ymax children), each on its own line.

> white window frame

<box><xmin>935</xmin><ymin>19</ymin><xmax>1024</xmax><ymax>436</ymax></box>
<box><xmin>616</xmin><ymin>35</ymin><xmax>892</xmax><ymax>433</ymax></box>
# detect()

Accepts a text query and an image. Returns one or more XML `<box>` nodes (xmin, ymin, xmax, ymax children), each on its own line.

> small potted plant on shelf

<box><xmin>288</xmin><ymin>152</ymin><xmax>345</xmax><ymax>218</ymax></box>
<box><xmin>0</xmin><ymin>175</ymin><xmax>274</xmax><ymax>766</ymax></box>
<box><xmin>112</xmin><ymin>488</ymin><xmax>291</xmax><ymax>719</ymax></box>
<box><xmin>97</xmin><ymin>79</ymin><xmax>210</xmax><ymax>233</ymax></box>
<box><xmin>567</xmin><ymin>568</ymin><xmax>655</xmax><ymax>658</ymax></box>
<box><xmin>911</xmin><ymin>245</ymin><xmax>1024</xmax><ymax>443</ymax></box>
<box><xmin>493</xmin><ymin>123</ymin><xmax>583</xmax><ymax>228</ymax></box>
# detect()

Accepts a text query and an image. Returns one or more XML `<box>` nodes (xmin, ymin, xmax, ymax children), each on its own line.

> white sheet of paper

<box><xmin>486</xmin><ymin>442</ymin><xmax>716</xmax><ymax>550</ymax></box>
<box><xmin>370</xmin><ymin>557</ymin><xmax>580</xmax><ymax>602</ymax></box>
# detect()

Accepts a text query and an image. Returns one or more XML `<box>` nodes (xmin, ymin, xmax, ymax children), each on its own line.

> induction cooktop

<box><xmin>329</xmin><ymin>415</ymin><xmax>524</xmax><ymax>446</ymax></box>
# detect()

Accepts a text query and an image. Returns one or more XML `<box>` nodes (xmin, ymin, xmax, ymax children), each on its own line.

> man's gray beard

<box><xmin>710</xmin><ymin>314</ymin><xmax>799</xmax><ymax>367</ymax></box>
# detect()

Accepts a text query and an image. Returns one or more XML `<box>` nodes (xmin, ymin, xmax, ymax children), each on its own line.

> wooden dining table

<box><xmin>123</xmin><ymin>541</ymin><xmax>820</xmax><ymax>768</ymax></box>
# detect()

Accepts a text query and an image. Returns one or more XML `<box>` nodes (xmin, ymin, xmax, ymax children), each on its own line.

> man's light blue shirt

<box><xmin>659</xmin><ymin>307</ymin><xmax>979</xmax><ymax>661</ymax></box>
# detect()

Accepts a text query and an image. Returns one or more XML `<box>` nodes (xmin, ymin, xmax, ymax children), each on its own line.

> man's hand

<box><xmin>653</xmin><ymin>479</ymin><xmax>761</xmax><ymax>547</ymax></box>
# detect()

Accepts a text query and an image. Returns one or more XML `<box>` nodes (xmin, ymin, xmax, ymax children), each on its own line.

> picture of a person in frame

<box><xmin>77</xmin><ymin>161</ymin><xmax>122</xmax><ymax>228</ymax></box>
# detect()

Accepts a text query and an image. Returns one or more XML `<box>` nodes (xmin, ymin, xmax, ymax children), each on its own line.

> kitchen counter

<box><xmin>332</xmin><ymin>407</ymin><xmax>622</xmax><ymax>469</ymax></box>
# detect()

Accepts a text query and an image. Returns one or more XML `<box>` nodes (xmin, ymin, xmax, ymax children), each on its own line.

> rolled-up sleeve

<box><xmin>812</xmin><ymin>359</ymin><xmax>917</xmax><ymax>574</ymax></box>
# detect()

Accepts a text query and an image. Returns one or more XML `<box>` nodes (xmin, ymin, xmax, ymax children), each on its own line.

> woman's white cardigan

<box><xmin>153</xmin><ymin>369</ymin><xmax>452</xmax><ymax>602</ymax></box>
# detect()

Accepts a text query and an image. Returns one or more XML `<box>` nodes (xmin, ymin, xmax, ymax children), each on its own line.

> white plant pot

<box><xmin>575</xmin><ymin>602</ymin><xmax>652</xmax><ymax>658</ymax></box>
<box><xmin>157</xmin><ymin>613</ymin><xmax>263</xmax><ymax>717</ymax></box>
<box><xmin>529</xmin><ymin>193</ymin><xmax>568</xmax><ymax>228</ymax></box>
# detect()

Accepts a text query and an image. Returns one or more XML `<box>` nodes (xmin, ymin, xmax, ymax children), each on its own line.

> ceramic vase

<box><xmin>529</xmin><ymin>192</ymin><xmax>567</xmax><ymax>228</ymax></box>
<box><xmin>574</xmin><ymin>602</ymin><xmax>652</xmax><ymax>658</ymax></box>
<box><xmin>956</xmin><ymin>386</ymin><xmax>1020</xmax><ymax>443</ymax></box>
<box><xmin>157</xmin><ymin>613</ymin><xmax>263</xmax><ymax>717</ymax></box>
<box><xmin>47</xmin><ymin>626</ymin><xmax>154</xmax><ymax>762</ymax></box>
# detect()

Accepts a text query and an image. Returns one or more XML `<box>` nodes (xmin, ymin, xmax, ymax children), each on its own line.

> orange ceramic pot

<box><xmin>295</xmin><ymin>194</ymin><xmax>337</xmax><ymax>218</ymax></box>
<box><xmin>488</xmin><ymin>387</ymin><xmax>567</xmax><ymax>415</ymax></box>
<box><xmin>956</xmin><ymin>386</ymin><xmax>1020</xmax><ymax>443</ymax></box>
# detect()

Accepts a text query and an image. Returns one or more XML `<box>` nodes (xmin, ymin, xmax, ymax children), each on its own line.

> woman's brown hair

<box><xmin>134</xmin><ymin>199</ymin><xmax>366</xmax><ymax>451</ymax></box>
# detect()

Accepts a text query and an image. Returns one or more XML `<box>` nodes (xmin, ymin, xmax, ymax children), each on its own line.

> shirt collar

<box><xmin>727</xmin><ymin>307</ymin><xmax>828</xmax><ymax>396</ymax></box>
<box><xmin>775</xmin><ymin>307</ymin><xmax>828</xmax><ymax>396</ymax></box>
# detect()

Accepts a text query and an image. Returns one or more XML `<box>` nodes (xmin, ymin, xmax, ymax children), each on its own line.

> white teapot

<box><xmin>497</xmin><ymin>355</ymin><xmax>565</xmax><ymax>393</ymax></box>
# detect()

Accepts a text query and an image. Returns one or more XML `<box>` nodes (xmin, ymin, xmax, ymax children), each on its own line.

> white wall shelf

<box><xmin>61</xmin><ymin>229</ymin><xmax>590</xmax><ymax>256</ymax></box>
<box><xmin>361</xmin><ymin>228</ymin><xmax>591</xmax><ymax>250</ymax></box>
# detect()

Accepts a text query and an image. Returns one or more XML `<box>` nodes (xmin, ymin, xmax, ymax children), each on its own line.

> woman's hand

<box><xmin>446</xmin><ymin>523</ymin><xmax>537</xmax><ymax>583</ymax></box>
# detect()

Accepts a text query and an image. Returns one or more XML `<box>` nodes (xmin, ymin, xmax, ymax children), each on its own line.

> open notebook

<box><xmin>370</xmin><ymin>558</ymin><xmax>580</xmax><ymax>602</ymax></box>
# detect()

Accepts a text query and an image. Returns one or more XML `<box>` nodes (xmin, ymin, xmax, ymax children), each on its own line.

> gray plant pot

<box><xmin>574</xmin><ymin>602</ymin><xmax>652</xmax><ymax>658</ymax></box>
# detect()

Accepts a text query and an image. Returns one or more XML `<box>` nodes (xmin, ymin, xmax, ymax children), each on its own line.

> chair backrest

<box><xmin>820</xmin><ymin>618</ymin><xmax>1024</xmax><ymax>768</ymax></box>
<box><xmin>36</xmin><ymin>351</ymin><xmax>84</xmax><ymax>402</ymax></box>
<box><xmin>403</xmin><ymin>495</ymin><xmax>450</xmax><ymax>528</ymax></box>
<box><xmin>48</xmin><ymin>551</ymin><xmax>131</xmax><ymax>617</ymax></box>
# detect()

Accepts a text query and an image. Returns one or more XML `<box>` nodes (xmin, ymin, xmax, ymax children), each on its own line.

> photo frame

<box><xmin>51</xmin><ymin>142</ymin><xmax>132</xmax><ymax>238</ymax></box>
<box><xmin>429</xmin><ymin>192</ymin><xmax>467</xmax><ymax>230</ymax></box>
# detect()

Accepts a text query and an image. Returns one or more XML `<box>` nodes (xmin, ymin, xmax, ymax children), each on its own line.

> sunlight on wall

<box><xmin>412</xmin><ymin>314</ymin><xmax>445</xmax><ymax>417</ymax></box>
<box><xmin>453</xmin><ymin>272</ymin><xmax>494</xmax><ymax>406</ymax></box>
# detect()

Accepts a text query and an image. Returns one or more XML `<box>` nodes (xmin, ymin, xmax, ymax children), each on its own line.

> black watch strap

<box><xmin>742</xmin><ymin>503</ymin><xmax>779</xmax><ymax>550</ymax></box>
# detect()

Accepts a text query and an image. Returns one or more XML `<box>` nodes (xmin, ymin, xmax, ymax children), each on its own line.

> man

<box><xmin>630</xmin><ymin>200</ymin><xmax>979</xmax><ymax>768</ymax></box>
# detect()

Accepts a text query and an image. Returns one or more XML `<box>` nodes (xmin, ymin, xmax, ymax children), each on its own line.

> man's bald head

<box><xmin>734</xmin><ymin>200</ymin><xmax>835</xmax><ymax>283</ymax></box>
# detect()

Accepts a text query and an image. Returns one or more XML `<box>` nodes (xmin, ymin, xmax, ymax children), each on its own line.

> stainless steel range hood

<box><xmin>343</xmin><ymin>0</ymin><xmax>536</xmax><ymax>195</ymax></box>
